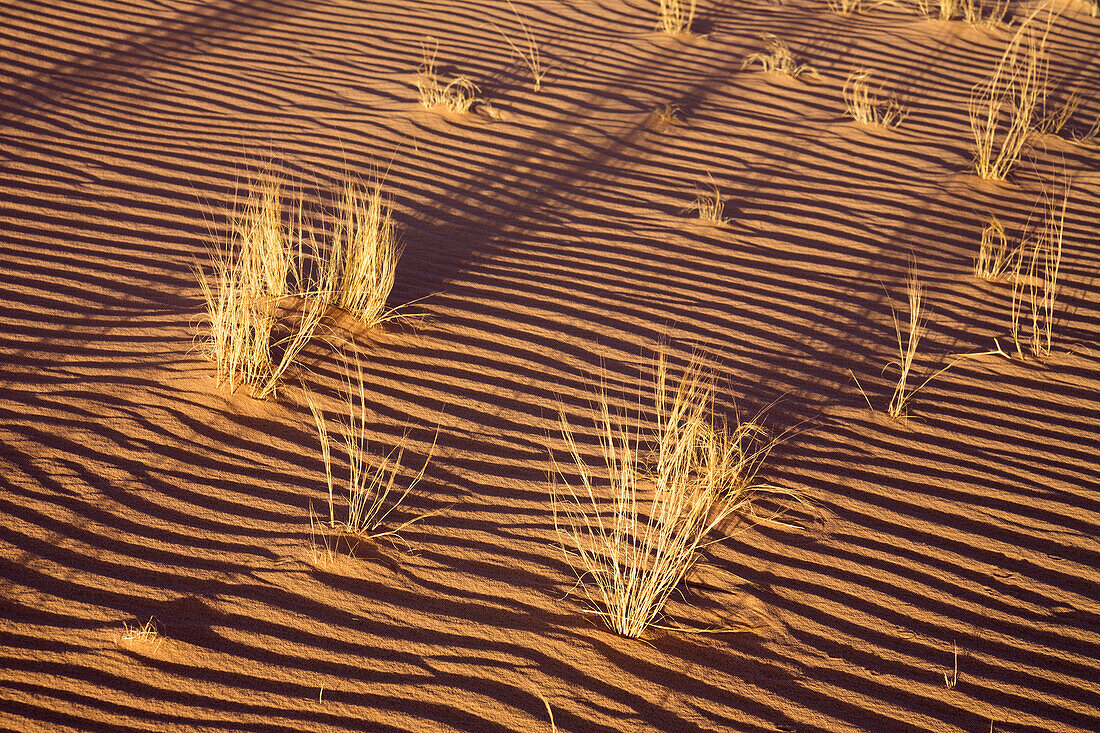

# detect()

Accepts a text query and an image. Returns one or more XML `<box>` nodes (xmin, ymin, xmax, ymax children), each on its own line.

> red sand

<box><xmin>1</xmin><ymin>1</ymin><xmax>1098</xmax><ymax>730</ymax></box>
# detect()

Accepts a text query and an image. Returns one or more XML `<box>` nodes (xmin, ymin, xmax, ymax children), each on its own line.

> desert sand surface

<box><xmin>2</xmin><ymin>0</ymin><xmax>1099</xmax><ymax>731</ymax></box>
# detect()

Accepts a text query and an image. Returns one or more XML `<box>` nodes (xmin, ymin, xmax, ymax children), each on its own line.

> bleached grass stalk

<box><xmin>305</xmin><ymin>356</ymin><xmax>436</xmax><ymax>540</ymax></box>
<box><xmin>844</xmin><ymin>70</ymin><xmax>905</xmax><ymax>128</ymax></box>
<box><xmin>1071</xmin><ymin>0</ymin><xmax>1098</xmax><ymax>17</ymax></box>
<box><xmin>1072</xmin><ymin>115</ymin><xmax>1100</xmax><ymax>145</ymax></box>
<box><xmin>657</xmin><ymin>0</ymin><xmax>697</xmax><ymax>33</ymax></box>
<box><xmin>887</xmin><ymin>270</ymin><xmax>929</xmax><ymax>418</ymax></box>
<box><xmin>325</xmin><ymin>179</ymin><xmax>404</xmax><ymax>326</ymax></box>
<box><xmin>969</xmin><ymin>13</ymin><xmax>1051</xmax><ymax>180</ymax></box>
<box><xmin>742</xmin><ymin>34</ymin><xmax>819</xmax><ymax>79</ymax></box>
<box><xmin>693</xmin><ymin>173</ymin><xmax>726</xmax><ymax>224</ymax></box>
<box><xmin>1012</xmin><ymin>180</ymin><xmax>1066</xmax><ymax>357</ymax></box>
<box><xmin>416</xmin><ymin>41</ymin><xmax>480</xmax><ymax>113</ymax></box>
<box><xmin>494</xmin><ymin>0</ymin><xmax>549</xmax><ymax>92</ymax></box>
<box><xmin>196</xmin><ymin>179</ymin><xmax>327</xmax><ymax>400</ymax></box>
<box><xmin>551</xmin><ymin>354</ymin><xmax>784</xmax><ymax>638</ymax></box>
<box><xmin>974</xmin><ymin>215</ymin><xmax>1017</xmax><ymax>281</ymax></box>
<box><xmin>118</xmin><ymin>618</ymin><xmax>163</xmax><ymax>653</ymax></box>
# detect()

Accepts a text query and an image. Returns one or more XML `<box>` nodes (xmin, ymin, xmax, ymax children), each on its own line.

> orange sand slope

<box><xmin>1</xmin><ymin>0</ymin><xmax>1099</xmax><ymax>730</ymax></box>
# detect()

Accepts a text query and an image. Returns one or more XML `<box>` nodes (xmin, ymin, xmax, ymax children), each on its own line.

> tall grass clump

<box><xmin>322</xmin><ymin>178</ymin><xmax>404</xmax><ymax>326</ymax></box>
<box><xmin>551</xmin><ymin>354</ymin><xmax>786</xmax><ymax>638</ymax></box>
<box><xmin>196</xmin><ymin>178</ymin><xmax>327</xmax><ymax>399</ymax></box>
<box><xmin>305</xmin><ymin>355</ymin><xmax>436</xmax><ymax>542</ymax></box>
<box><xmin>969</xmin><ymin>13</ymin><xmax>1051</xmax><ymax>180</ymax></box>
<box><xmin>844</xmin><ymin>70</ymin><xmax>905</xmax><ymax>127</ymax></box>
<box><xmin>742</xmin><ymin>35</ymin><xmax>819</xmax><ymax>79</ymax></box>
<box><xmin>657</xmin><ymin>0</ymin><xmax>697</xmax><ymax>33</ymax></box>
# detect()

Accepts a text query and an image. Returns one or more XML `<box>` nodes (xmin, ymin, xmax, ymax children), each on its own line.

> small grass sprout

<box><xmin>417</xmin><ymin>41</ymin><xmax>481</xmax><ymax>113</ymax></box>
<box><xmin>655</xmin><ymin>102</ymin><xmax>683</xmax><ymax>126</ymax></box>
<box><xmin>844</xmin><ymin>70</ymin><xmax>905</xmax><ymax>128</ymax></box>
<box><xmin>493</xmin><ymin>0</ymin><xmax>549</xmax><ymax>92</ymax></box>
<box><xmin>742</xmin><ymin>34</ymin><xmax>819</xmax><ymax>79</ymax></box>
<box><xmin>657</xmin><ymin>0</ymin><xmax>697</xmax><ymax>33</ymax></box>
<box><xmin>551</xmin><ymin>353</ymin><xmax>790</xmax><ymax>638</ymax></box>
<box><xmin>118</xmin><ymin>617</ymin><xmax>163</xmax><ymax>653</ymax></box>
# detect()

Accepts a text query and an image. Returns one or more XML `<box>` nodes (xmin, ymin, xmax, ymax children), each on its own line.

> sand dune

<box><xmin>1</xmin><ymin>0</ymin><xmax>1098</xmax><ymax>730</ymax></box>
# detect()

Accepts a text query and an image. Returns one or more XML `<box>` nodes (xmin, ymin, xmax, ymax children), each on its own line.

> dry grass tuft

<box><xmin>195</xmin><ymin>178</ymin><xmax>327</xmax><ymax>400</ymax></box>
<box><xmin>325</xmin><ymin>179</ymin><xmax>404</xmax><ymax>326</ymax></box>
<box><xmin>1010</xmin><ymin>179</ymin><xmax>1066</xmax><ymax>358</ymax></box>
<box><xmin>844</xmin><ymin>70</ymin><xmax>905</xmax><ymax>128</ymax></box>
<box><xmin>974</xmin><ymin>215</ymin><xmax>1018</xmax><ymax>281</ymax></box>
<box><xmin>887</xmin><ymin>270</ymin><xmax>929</xmax><ymax>419</ymax></box>
<box><xmin>493</xmin><ymin>0</ymin><xmax>549</xmax><ymax>92</ymax></box>
<box><xmin>305</xmin><ymin>354</ymin><xmax>436</xmax><ymax>543</ymax></box>
<box><xmin>417</xmin><ymin>41</ymin><xmax>481</xmax><ymax>113</ymax></box>
<box><xmin>969</xmin><ymin>12</ymin><xmax>1051</xmax><ymax>180</ymax></box>
<box><xmin>657</xmin><ymin>0</ymin><xmax>697</xmax><ymax>33</ymax></box>
<box><xmin>655</xmin><ymin>102</ymin><xmax>683</xmax><ymax>126</ymax></box>
<box><xmin>742</xmin><ymin>35</ymin><xmax>819</xmax><ymax>79</ymax></box>
<box><xmin>692</xmin><ymin>173</ymin><xmax>726</xmax><ymax>224</ymax></box>
<box><xmin>1071</xmin><ymin>0</ymin><xmax>1099</xmax><ymax>16</ymax></box>
<box><xmin>827</xmin><ymin>0</ymin><xmax>875</xmax><ymax>15</ymax></box>
<box><xmin>914</xmin><ymin>0</ymin><xmax>1009</xmax><ymax>26</ymax></box>
<box><xmin>551</xmin><ymin>353</ymin><xmax>790</xmax><ymax>638</ymax></box>
<box><xmin>118</xmin><ymin>617</ymin><xmax>163</xmax><ymax>653</ymax></box>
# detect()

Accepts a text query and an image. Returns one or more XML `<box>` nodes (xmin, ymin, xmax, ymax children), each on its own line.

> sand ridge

<box><xmin>1</xmin><ymin>0</ymin><xmax>1099</xmax><ymax>730</ymax></box>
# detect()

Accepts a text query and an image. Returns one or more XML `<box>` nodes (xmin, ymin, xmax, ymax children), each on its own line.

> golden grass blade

<box><xmin>550</xmin><ymin>352</ymin><xmax>793</xmax><ymax>637</ymax></box>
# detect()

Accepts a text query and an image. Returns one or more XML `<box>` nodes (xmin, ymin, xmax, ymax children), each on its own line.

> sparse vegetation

<box><xmin>325</xmin><ymin>179</ymin><xmax>404</xmax><ymax>326</ymax></box>
<box><xmin>844</xmin><ymin>69</ymin><xmax>905</xmax><ymax>128</ymax></box>
<box><xmin>969</xmin><ymin>13</ymin><xmax>1051</xmax><ymax>180</ymax></box>
<box><xmin>655</xmin><ymin>102</ymin><xmax>683</xmax><ymax>126</ymax></box>
<box><xmin>887</xmin><ymin>269</ymin><xmax>929</xmax><ymax>419</ymax></box>
<box><xmin>944</xmin><ymin>640</ymin><xmax>959</xmax><ymax>689</ymax></box>
<box><xmin>742</xmin><ymin>34</ymin><xmax>819</xmax><ymax>79</ymax></box>
<box><xmin>417</xmin><ymin>40</ymin><xmax>481</xmax><ymax>113</ymax></box>
<box><xmin>692</xmin><ymin>174</ymin><xmax>726</xmax><ymax>224</ymax></box>
<box><xmin>1010</xmin><ymin>179</ymin><xmax>1066</xmax><ymax>358</ymax></box>
<box><xmin>974</xmin><ymin>214</ymin><xmax>1017</xmax><ymax>281</ymax></box>
<box><xmin>118</xmin><ymin>617</ymin><xmax>163</xmax><ymax>652</ymax></box>
<box><xmin>551</xmin><ymin>353</ymin><xmax>787</xmax><ymax>637</ymax></box>
<box><xmin>914</xmin><ymin>0</ymin><xmax>1009</xmax><ymax>26</ymax></box>
<box><xmin>195</xmin><ymin>178</ymin><xmax>328</xmax><ymax>400</ymax></box>
<box><xmin>657</xmin><ymin>0</ymin><xmax>697</xmax><ymax>33</ymax></box>
<box><xmin>493</xmin><ymin>0</ymin><xmax>549</xmax><ymax>92</ymax></box>
<box><xmin>305</xmin><ymin>355</ymin><xmax>436</xmax><ymax>542</ymax></box>
<box><xmin>827</xmin><ymin>0</ymin><xmax>871</xmax><ymax>15</ymax></box>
